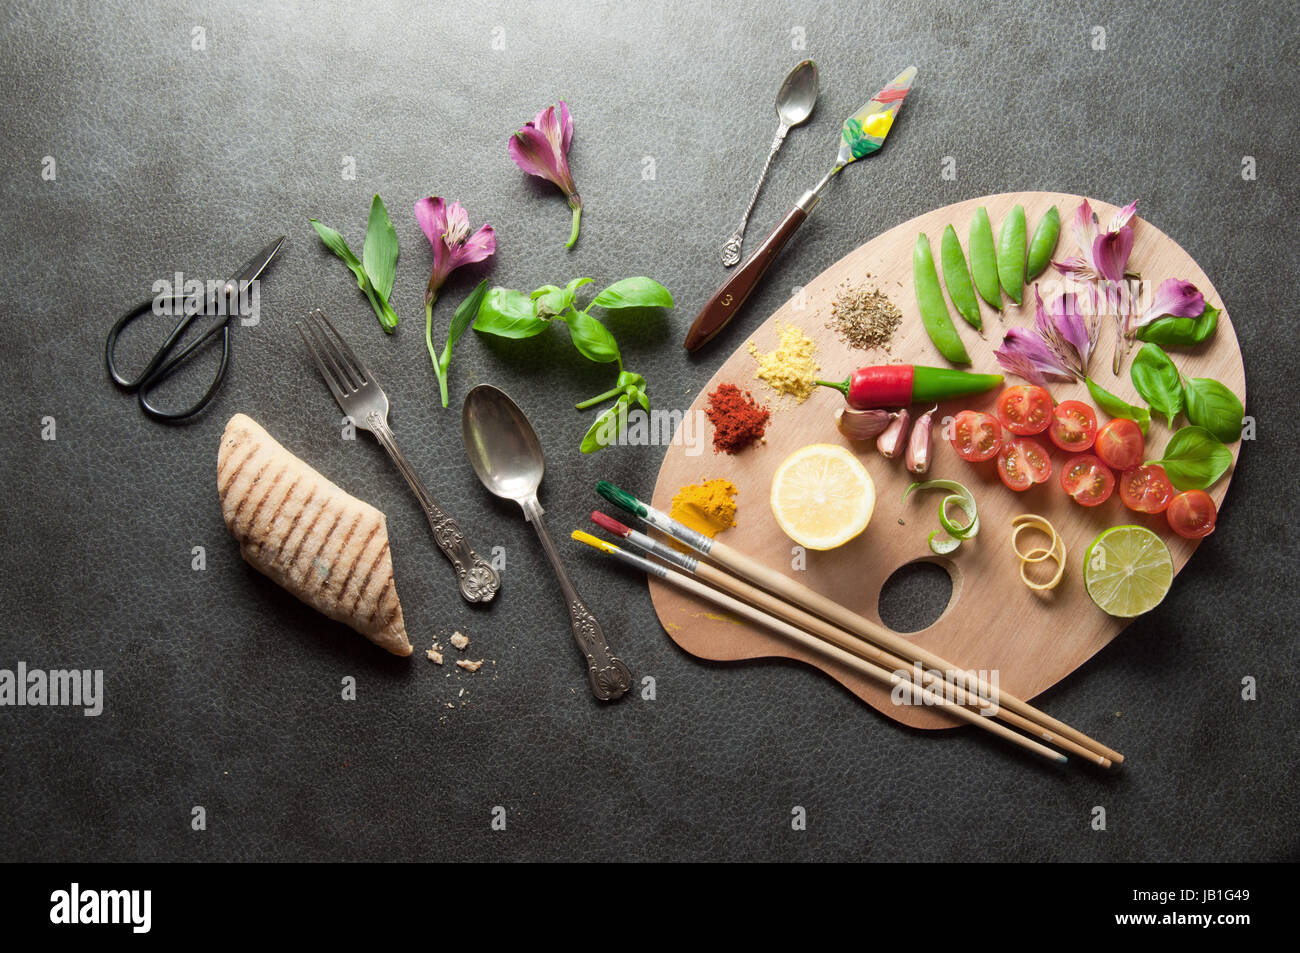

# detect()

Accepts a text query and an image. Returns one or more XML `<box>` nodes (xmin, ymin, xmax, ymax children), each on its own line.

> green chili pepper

<box><xmin>912</xmin><ymin>233</ymin><xmax>971</xmax><ymax>365</ymax></box>
<box><xmin>997</xmin><ymin>204</ymin><xmax>1026</xmax><ymax>305</ymax></box>
<box><xmin>968</xmin><ymin>207</ymin><xmax>1001</xmax><ymax>310</ymax></box>
<box><xmin>1025</xmin><ymin>205</ymin><xmax>1060</xmax><ymax>280</ymax></box>
<box><xmin>939</xmin><ymin>224</ymin><xmax>981</xmax><ymax>330</ymax></box>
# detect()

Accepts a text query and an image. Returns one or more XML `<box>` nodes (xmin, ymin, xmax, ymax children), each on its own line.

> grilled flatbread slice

<box><xmin>217</xmin><ymin>413</ymin><xmax>411</xmax><ymax>656</ymax></box>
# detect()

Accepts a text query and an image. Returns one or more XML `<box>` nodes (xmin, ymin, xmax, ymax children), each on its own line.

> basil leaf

<box><xmin>563</xmin><ymin>310</ymin><xmax>621</xmax><ymax>363</ymax></box>
<box><xmin>310</xmin><ymin>219</ymin><xmax>369</xmax><ymax>292</ymax></box>
<box><xmin>1085</xmin><ymin>377</ymin><xmax>1150</xmax><ymax>436</ymax></box>
<box><xmin>1182</xmin><ymin>377</ymin><xmax>1244</xmax><ymax>444</ymax></box>
<box><xmin>591</xmin><ymin>276</ymin><xmax>674</xmax><ymax>310</ymax></box>
<box><xmin>1135</xmin><ymin>304</ymin><xmax>1219</xmax><ymax>348</ymax></box>
<box><xmin>632</xmin><ymin>386</ymin><xmax>650</xmax><ymax>413</ymax></box>
<box><xmin>580</xmin><ymin>394</ymin><xmax>629</xmax><ymax>453</ymax></box>
<box><xmin>1150</xmin><ymin>426</ymin><xmax>1233</xmax><ymax>490</ymax></box>
<box><xmin>362</xmin><ymin>194</ymin><xmax>398</xmax><ymax>301</ymax></box>
<box><xmin>530</xmin><ymin>284</ymin><xmax>569</xmax><ymax>317</ymax></box>
<box><xmin>474</xmin><ymin>288</ymin><xmax>549</xmax><ymax>338</ymax></box>
<box><xmin>1131</xmin><ymin>343</ymin><xmax>1183</xmax><ymax>428</ymax></box>
<box><xmin>447</xmin><ymin>279</ymin><xmax>490</xmax><ymax>352</ymax></box>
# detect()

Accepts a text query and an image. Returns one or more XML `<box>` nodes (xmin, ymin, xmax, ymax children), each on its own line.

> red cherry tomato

<box><xmin>1167</xmin><ymin>490</ymin><xmax>1217</xmax><ymax>539</ymax></box>
<box><xmin>996</xmin><ymin>385</ymin><xmax>1054</xmax><ymax>436</ymax></box>
<box><xmin>950</xmin><ymin>410</ymin><xmax>1003</xmax><ymax>462</ymax></box>
<box><xmin>996</xmin><ymin>437</ymin><xmax>1052</xmax><ymax>491</ymax></box>
<box><xmin>1060</xmin><ymin>453</ymin><xmax>1115</xmax><ymax>507</ymax></box>
<box><xmin>1049</xmin><ymin>400</ymin><xmax>1098</xmax><ymax>452</ymax></box>
<box><xmin>1094</xmin><ymin>418</ymin><xmax>1145</xmax><ymax>471</ymax></box>
<box><xmin>1119</xmin><ymin>464</ymin><xmax>1175</xmax><ymax>514</ymax></box>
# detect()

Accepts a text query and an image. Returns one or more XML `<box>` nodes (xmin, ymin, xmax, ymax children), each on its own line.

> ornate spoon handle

<box><xmin>721</xmin><ymin>125</ymin><xmax>789</xmax><ymax>267</ymax></box>
<box><xmin>370</xmin><ymin>416</ymin><xmax>501</xmax><ymax>603</ymax></box>
<box><xmin>523</xmin><ymin>496</ymin><xmax>630</xmax><ymax>701</ymax></box>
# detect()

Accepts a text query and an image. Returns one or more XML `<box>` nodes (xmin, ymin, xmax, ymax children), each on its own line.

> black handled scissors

<box><xmin>105</xmin><ymin>236</ymin><xmax>286</xmax><ymax>421</ymax></box>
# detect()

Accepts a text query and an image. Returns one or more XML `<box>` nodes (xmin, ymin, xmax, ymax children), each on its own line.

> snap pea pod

<box><xmin>997</xmin><ymin>204</ymin><xmax>1026</xmax><ymax>305</ymax></box>
<box><xmin>913</xmin><ymin>233</ymin><xmax>971</xmax><ymax>365</ymax></box>
<box><xmin>968</xmin><ymin>207</ymin><xmax>1001</xmax><ymax>309</ymax></box>
<box><xmin>1025</xmin><ymin>205</ymin><xmax>1060</xmax><ymax>280</ymax></box>
<box><xmin>939</xmin><ymin>224</ymin><xmax>981</xmax><ymax>330</ymax></box>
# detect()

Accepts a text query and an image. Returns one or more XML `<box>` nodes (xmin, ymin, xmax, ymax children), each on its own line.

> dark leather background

<box><xmin>1</xmin><ymin>0</ymin><xmax>1296</xmax><ymax>861</ymax></box>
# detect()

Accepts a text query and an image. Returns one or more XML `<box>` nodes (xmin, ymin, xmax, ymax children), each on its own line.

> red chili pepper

<box><xmin>816</xmin><ymin>364</ymin><xmax>1003</xmax><ymax>409</ymax></box>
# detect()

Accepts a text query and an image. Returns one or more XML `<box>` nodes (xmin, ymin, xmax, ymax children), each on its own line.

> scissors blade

<box><xmin>226</xmin><ymin>235</ymin><xmax>287</xmax><ymax>289</ymax></box>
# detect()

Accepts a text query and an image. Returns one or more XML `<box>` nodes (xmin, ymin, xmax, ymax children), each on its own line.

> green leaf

<box><xmin>447</xmin><ymin>279</ymin><xmax>490</xmax><ymax>351</ymax></box>
<box><xmin>474</xmin><ymin>287</ymin><xmax>550</xmax><ymax>338</ymax></box>
<box><xmin>362</xmin><ymin>195</ymin><xmax>399</xmax><ymax>301</ymax></box>
<box><xmin>312</xmin><ymin>217</ymin><xmax>396</xmax><ymax>331</ymax></box>
<box><xmin>530</xmin><ymin>284</ymin><xmax>568</xmax><ymax>317</ymax></box>
<box><xmin>1135</xmin><ymin>303</ymin><xmax>1219</xmax><ymax>348</ymax></box>
<box><xmin>632</xmin><ymin>386</ymin><xmax>650</xmax><ymax>413</ymax></box>
<box><xmin>591</xmin><ymin>276</ymin><xmax>674</xmax><ymax>310</ymax></box>
<box><xmin>1131</xmin><ymin>343</ymin><xmax>1183</xmax><ymax>428</ymax></box>
<box><xmin>580</xmin><ymin>394</ymin><xmax>629</xmax><ymax>453</ymax></box>
<box><xmin>1150</xmin><ymin>426</ymin><xmax>1233</xmax><ymax>490</ymax></box>
<box><xmin>310</xmin><ymin>219</ymin><xmax>369</xmax><ymax>291</ymax></box>
<box><xmin>1086</xmin><ymin>377</ymin><xmax>1151</xmax><ymax>436</ymax></box>
<box><xmin>563</xmin><ymin>309</ymin><xmax>621</xmax><ymax>363</ymax></box>
<box><xmin>1182</xmin><ymin>376</ymin><xmax>1244</xmax><ymax>444</ymax></box>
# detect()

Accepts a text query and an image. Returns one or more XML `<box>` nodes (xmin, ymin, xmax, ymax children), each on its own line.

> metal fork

<box><xmin>297</xmin><ymin>308</ymin><xmax>501</xmax><ymax>603</ymax></box>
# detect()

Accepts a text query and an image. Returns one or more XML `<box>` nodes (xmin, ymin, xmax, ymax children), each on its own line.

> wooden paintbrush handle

<box><xmin>683</xmin><ymin>192</ymin><xmax>818</xmax><ymax>351</ymax></box>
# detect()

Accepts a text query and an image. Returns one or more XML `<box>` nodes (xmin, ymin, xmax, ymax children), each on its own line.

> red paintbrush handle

<box><xmin>683</xmin><ymin>193</ymin><xmax>817</xmax><ymax>350</ymax></box>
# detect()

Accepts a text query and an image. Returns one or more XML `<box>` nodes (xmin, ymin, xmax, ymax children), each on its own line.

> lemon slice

<box><xmin>770</xmin><ymin>444</ymin><xmax>875</xmax><ymax>550</ymax></box>
<box><xmin>1083</xmin><ymin>525</ymin><xmax>1174</xmax><ymax>618</ymax></box>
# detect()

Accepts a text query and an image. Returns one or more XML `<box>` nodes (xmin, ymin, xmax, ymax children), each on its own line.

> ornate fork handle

<box><xmin>368</xmin><ymin>413</ymin><xmax>500</xmax><ymax>603</ymax></box>
<box><xmin>721</xmin><ymin>127</ymin><xmax>790</xmax><ymax>267</ymax></box>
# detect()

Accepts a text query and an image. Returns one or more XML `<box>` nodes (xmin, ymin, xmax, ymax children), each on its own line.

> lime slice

<box><xmin>770</xmin><ymin>444</ymin><xmax>875</xmax><ymax>550</ymax></box>
<box><xmin>1083</xmin><ymin>525</ymin><xmax>1174</xmax><ymax>618</ymax></box>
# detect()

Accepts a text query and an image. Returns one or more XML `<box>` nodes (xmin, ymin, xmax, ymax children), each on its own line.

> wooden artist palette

<box><xmin>650</xmin><ymin>192</ymin><xmax>1246</xmax><ymax>729</ymax></box>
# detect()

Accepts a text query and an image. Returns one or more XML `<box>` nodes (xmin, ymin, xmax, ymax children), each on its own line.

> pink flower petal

<box><xmin>414</xmin><ymin>196</ymin><xmax>448</xmax><ymax>248</ymax></box>
<box><xmin>534</xmin><ymin>104</ymin><xmax>564</xmax><ymax>156</ymax></box>
<box><xmin>1092</xmin><ymin>225</ymin><xmax>1134</xmax><ymax>282</ymax></box>
<box><xmin>1134</xmin><ymin>278</ymin><xmax>1204</xmax><ymax>328</ymax></box>
<box><xmin>557</xmin><ymin>100</ymin><xmax>573</xmax><ymax>153</ymax></box>
<box><xmin>450</xmin><ymin>223</ymin><xmax>496</xmax><ymax>268</ymax></box>
<box><xmin>1052</xmin><ymin>254</ymin><xmax>1096</xmax><ymax>280</ymax></box>
<box><xmin>508</xmin><ymin>124</ymin><xmax>566</xmax><ymax>189</ymax></box>
<box><xmin>1071</xmin><ymin>200</ymin><xmax>1099</xmax><ymax>267</ymax></box>
<box><xmin>442</xmin><ymin>200</ymin><xmax>470</xmax><ymax>246</ymax></box>
<box><xmin>1108</xmin><ymin>200</ymin><xmax>1138</xmax><ymax>233</ymax></box>
<box><xmin>995</xmin><ymin>327</ymin><xmax>1074</xmax><ymax>386</ymax></box>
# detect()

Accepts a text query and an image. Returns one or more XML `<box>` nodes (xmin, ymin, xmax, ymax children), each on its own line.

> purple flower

<box><xmin>1033</xmin><ymin>287</ymin><xmax>1095</xmax><ymax>379</ymax></box>
<box><xmin>1132</xmin><ymin>278</ymin><xmax>1204</xmax><ymax>330</ymax></box>
<box><xmin>994</xmin><ymin>326</ymin><xmax>1075</xmax><ymax>386</ymax></box>
<box><xmin>508</xmin><ymin>101</ymin><xmax>583</xmax><ymax>248</ymax></box>
<box><xmin>1053</xmin><ymin>198</ymin><xmax>1141</xmax><ymax>373</ymax></box>
<box><xmin>414</xmin><ymin>197</ymin><xmax>496</xmax><ymax>307</ymax></box>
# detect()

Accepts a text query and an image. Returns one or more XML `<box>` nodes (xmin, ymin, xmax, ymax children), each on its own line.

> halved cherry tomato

<box><xmin>1167</xmin><ymin>490</ymin><xmax>1217</xmax><ymax>539</ymax></box>
<box><xmin>1060</xmin><ymin>453</ymin><xmax>1115</xmax><ymax>507</ymax></box>
<box><xmin>996</xmin><ymin>385</ymin><xmax>1053</xmax><ymax>435</ymax></box>
<box><xmin>1094</xmin><ymin>418</ymin><xmax>1145</xmax><ymax>471</ymax></box>
<box><xmin>1049</xmin><ymin>400</ymin><xmax>1098</xmax><ymax>452</ymax></box>
<box><xmin>1119</xmin><ymin>464</ymin><xmax>1175</xmax><ymax>514</ymax></box>
<box><xmin>996</xmin><ymin>437</ymin><xmax>1052</xmax><ymax>491</ymax></box>
<box><xmin>950</xmin><ymin>410</ymin><xmax>1003</xmax><ymax>462</ymax></box>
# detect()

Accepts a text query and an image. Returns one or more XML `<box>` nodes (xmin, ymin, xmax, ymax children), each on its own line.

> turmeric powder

<box><xmin>670</xmin><ymin>479</ymin><xmax>738</xmax><ymax>538</ymax></box>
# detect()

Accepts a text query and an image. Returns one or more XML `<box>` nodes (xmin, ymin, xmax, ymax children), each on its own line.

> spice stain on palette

<box><xmin>651</xmin><ymin>191</ymin><xmax>1246</xmax><ymax>730</ymax></box>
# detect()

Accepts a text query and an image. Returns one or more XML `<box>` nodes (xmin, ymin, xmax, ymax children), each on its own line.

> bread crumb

<box><xmin>456</xmin><ymin>658</ymin><xmax>484</xmax><ymax>673</ymax></box>
<box><xmin>425</xmin><ymin>648</ymin><xmax>443</xmax><ymax>665</ymax></box>
<box><xmin>450</xmin><ymin>631</ymin><xmax>470</xmax><ymax>650</ymax></box>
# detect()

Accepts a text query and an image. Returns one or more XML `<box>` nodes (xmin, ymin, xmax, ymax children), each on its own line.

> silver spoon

<box><xmin>462</xmin><ymin>384</ymin><xmax>632</xmax><ymax>701</ymax></box>
<box><xmin>720</xmin><ymin>59</ymin><xmax>819</xmax><ymax>267</ymax></box>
